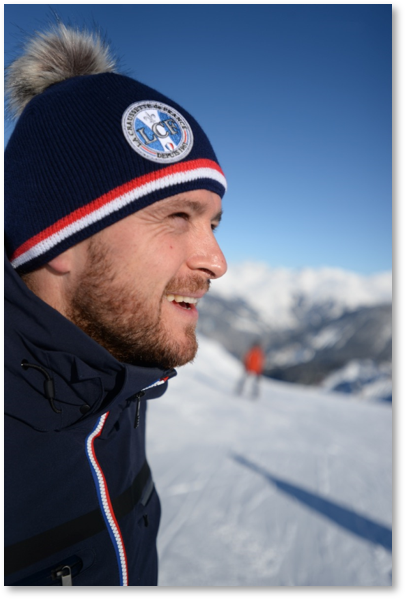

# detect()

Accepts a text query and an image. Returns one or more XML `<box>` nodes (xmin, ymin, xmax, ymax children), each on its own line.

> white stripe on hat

<box><xmin>11</xmin><ymin>166</ymin><xmax>227</xmax><ymax>269</ymax></box>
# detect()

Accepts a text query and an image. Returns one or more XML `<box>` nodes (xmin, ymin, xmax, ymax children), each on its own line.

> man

<box><xmin>236</xmin><ymin>343</ymin><xmax>265</xmax><ymax>398</ymax></box>
<box><xmin>4</xmin><ymin>23</ymin><xmax>227</xmax><ymax>586</ymax></box>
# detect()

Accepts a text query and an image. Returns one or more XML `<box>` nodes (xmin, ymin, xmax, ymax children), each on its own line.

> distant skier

<box><xmin>236</xmin><ymin>343</ymin><xmax>265</xmax><ymax>398</ymax></box>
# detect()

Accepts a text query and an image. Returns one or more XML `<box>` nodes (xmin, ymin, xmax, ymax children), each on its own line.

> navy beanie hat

<box><xmin>5</xmin><ymin>24</ymin><xmax>226</xmax><ymax>274</ymax></box>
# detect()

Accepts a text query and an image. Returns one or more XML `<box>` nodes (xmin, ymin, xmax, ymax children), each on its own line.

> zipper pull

<box><xmin>133</xmin><ymin>391</ymin><xmax>145</xmax><ymax>428</ymax></box>
<box><xmin>56</xmin><ymin>565</ymin><xmax>73</xmax><ymax>586</ymax></box>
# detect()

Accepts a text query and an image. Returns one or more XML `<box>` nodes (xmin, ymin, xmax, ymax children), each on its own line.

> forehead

<box><xmin>146</xmin><ymin>189</ymin><xmax>223</xmax><ymax>218</ymax></box>
<box><xmin>89</xmin><ymin>188</ymin><xmax>224</xmax><ymax>258</ymax></box>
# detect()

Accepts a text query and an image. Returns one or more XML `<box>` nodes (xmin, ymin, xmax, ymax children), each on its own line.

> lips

<box><xmin>163</xmin><ymin>277</ymin><xmax>210</xmax><ymax>311</ymax></box>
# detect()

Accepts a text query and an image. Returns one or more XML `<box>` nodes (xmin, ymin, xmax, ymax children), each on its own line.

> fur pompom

<box><xmin>6</xmin><ymin>22</ymin><xmax>118</xmax><ymax>118</ymax></box>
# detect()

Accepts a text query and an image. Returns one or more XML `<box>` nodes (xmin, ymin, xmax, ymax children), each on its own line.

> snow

<box><xmin>210</xmin><ymin>262</ymin><xmax>392</xmax><ymax>330</ymax></box>
<box><xmin>268</xmin><ymin>344</ymin><xmax>315</xmax><ymax>368</ymax></box>
<box><xmin>146</xmin><ymin>335</ymin><xmax>392</xmax><ymax>587</ymax></box>
<box><xmin>322</xmin><ymin>360</ymin><xmax>392</xmax><ymax>402</ymax></box>
<box><xmin>310</xmin><ymin>325</ymin><xmax>343</xmax><ymax>350</ymax></box>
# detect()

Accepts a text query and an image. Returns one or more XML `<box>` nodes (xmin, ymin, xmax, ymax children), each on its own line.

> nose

<box><xmin>188</xmin><ymin>230</ymin><xmax>227</xmax><ymax>280</ymax></box>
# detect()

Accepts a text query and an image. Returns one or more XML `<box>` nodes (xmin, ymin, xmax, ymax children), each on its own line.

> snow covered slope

<box><xmin>146</xmin><ymin>336</ymin><xmax>392</xmax><ymax>587</ymax></box>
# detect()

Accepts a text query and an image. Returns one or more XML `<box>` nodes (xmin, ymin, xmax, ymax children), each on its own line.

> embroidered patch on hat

<box><xmin>122</xmin><ymin>101</ymin><xmax>194</xmax><ymax>164</ymax></box>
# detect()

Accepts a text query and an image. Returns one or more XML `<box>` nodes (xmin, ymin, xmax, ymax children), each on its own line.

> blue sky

<box><xmin>4</xmin><ymin>4</ymin><xmax>392</xmax><ymax>274</ymax></box>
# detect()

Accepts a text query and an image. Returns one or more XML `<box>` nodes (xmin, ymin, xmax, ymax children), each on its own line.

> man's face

<box><xmin>66</xmin><ymin>189</ymin><xmax>227</xmax><ymax>369</ymax></box>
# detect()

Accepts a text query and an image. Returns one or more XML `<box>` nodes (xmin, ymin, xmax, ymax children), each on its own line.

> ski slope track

<box><xmin>147</xmin><ymin>336</ymin><xmax>392</xmax><ymax>587</ymax></box>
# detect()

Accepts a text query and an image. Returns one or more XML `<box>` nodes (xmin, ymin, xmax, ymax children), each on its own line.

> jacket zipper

<box><xmin>132</xmin><ymin>370</ymin><xmax>176</xmax><ymax>429</ymax></box>
<box><xmin>86</xmin><ymin>412</ymin><xmax>128</xmax><ymax>586</ymax></box>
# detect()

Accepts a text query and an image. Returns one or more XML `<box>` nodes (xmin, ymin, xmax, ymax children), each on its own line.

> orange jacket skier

<box><xmin>236</xmin><ymin>343</ymin><xmax>265</xmax><ymax>398</ymax></box>
<box><xmin>244</xmin><ymin>344</ymin><xmax>265</xmax><ymax>375</ymax></box>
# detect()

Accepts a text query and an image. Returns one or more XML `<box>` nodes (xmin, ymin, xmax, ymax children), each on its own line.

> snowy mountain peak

<box><xmin>210</xmin><ymin>262</ymin><xmax>392</xmax><ymax>330</ymax></box>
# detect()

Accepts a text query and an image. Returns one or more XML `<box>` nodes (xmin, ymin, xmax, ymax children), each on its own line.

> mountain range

<box><xmin>197</xmin><ymin>263</ymin><xmax>392</xmax><ymax>399</ymax></box>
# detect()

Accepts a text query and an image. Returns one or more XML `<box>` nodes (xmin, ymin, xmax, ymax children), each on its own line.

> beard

<box><xmin>65</xmin><ymin>237</ymin><xmax>208</xmax><ymax>369</ymax></box>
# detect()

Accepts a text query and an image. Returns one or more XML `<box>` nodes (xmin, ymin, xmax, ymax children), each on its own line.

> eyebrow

<box><xmin>157</xmin><ymin>199</ymin><xmax>223</xmax><ymax>222</ymax></box>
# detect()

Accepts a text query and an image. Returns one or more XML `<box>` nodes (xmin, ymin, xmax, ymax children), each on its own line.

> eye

<box><xmin>170</xmin><ymin>212</ymin><xmax>190</xmax><ymax>221</ymax></box>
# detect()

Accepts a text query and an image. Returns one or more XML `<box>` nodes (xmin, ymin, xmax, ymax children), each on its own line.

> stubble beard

<box><xmin>65</xmin><ymin>238</ymin><xmax>205</xmax><ymax>369</ymax></box>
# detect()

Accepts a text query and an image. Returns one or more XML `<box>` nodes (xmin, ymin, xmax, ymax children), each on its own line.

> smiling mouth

<box><xmin>165</xmin><ymin>294</ymin><xmax>199</xmax><ymax>310</ymax></box>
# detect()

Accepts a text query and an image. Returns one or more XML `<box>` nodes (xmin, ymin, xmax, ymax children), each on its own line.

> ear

<box><xmin>46</xmin><ymin>248</ymin><xmax>74</xmax><ymax>274</ymax></box>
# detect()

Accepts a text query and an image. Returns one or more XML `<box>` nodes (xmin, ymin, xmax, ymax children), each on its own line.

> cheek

<box><xmin>144</xmin><ymin>252</ymin><xmax>182</xmax><ymax>287</ymax></box>
<box><xmin>117</xmin><ymin>240</ymin><xmax>186</xmax><ymax>292</ymax></box>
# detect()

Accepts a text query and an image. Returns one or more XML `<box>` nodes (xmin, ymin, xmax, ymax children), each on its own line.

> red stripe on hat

<box><xmin>10</xmin><ymin>158</ymin><xmax>225</xmax><ymax>262</ymax></box>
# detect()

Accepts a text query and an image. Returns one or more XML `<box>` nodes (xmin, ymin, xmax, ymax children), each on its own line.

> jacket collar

<box><xmin>4</xmin><ymin>254</ymin><xmax>176</xmax><ymax>431</ymax></box>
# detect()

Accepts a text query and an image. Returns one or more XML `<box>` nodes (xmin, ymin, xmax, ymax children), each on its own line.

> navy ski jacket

<box><xmin>4</xmin><ymin>255</ymin><xmax>175</xmax><ymax>586</ymax></box>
